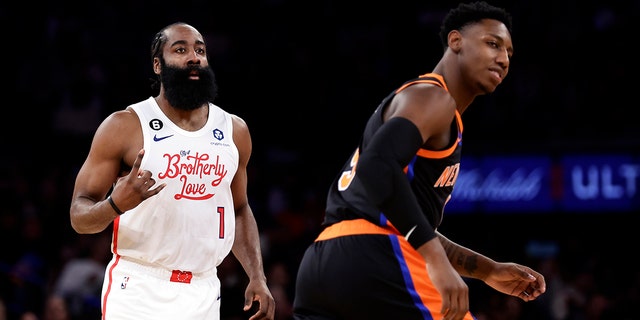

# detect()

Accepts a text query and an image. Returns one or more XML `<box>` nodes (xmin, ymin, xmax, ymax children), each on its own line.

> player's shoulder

<box><xmin>229</xmin><ymin>113</ymin><xmax>250</xmax><ymax>142</ymax></box>
<box><xmin>106</xmin><ymin>108</ymin><xmax>140</xmax><ymax>127</ymax></box>
<box><xmin>396</xmin><ymin>81</ymin><xmax>455</xmax><ymax>110</ymax></box>
<box><xmin>91</xmin><ymin>105</ymin><xmax>142</xmax><ymax>140</ymax></box>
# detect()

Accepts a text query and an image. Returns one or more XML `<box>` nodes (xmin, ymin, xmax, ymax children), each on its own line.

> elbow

<box><xmin>69</xmin><ymin>198</ymin><xmax>110</xmax><ymax>234</ymax></box>
<box><xmin>71</xmin><ymin>223</ymin><xmax>104</xmax><ymax>235</ymax></box>
<box><xmin>71</xmin><ymin>223</ymin><xmax>86</xmax><ymax>234</ymax></box>
<box><xmin>69</xmin><ymin>211</ymin><xmax>99</xmax><ymax>234</ymax></box>
<box><xmin>69</xmin><ymin>208</ymin><xmax>84</xmax><ymax>234</ymax></box>
<box><xmin>70</xmin><ymin>216</ymin><xmax>87</xmax><ymax>234</ymax></box>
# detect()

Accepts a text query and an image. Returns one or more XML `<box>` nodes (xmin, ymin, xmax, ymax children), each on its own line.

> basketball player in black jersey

<box><xmin>293</xmin><ymin>2</ymin><xmax>546</xmax><ymax>320</ymax></box>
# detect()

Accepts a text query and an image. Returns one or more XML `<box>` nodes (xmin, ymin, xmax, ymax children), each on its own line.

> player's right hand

<box><xmin>111</xmin><ymin>149</ymin><xmax>166</xmax><ymax>213</ymax></box>
<box><xmin>418</xmin><ymin>238</ymin><xmax>470</xmax><ymax>320</ymax></box>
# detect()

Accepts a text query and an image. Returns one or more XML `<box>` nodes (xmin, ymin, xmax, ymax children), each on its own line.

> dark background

<box><xmin>1</xmin><ymin>0</ymin><xmax>639</xmax><ymax>319</ymax></box>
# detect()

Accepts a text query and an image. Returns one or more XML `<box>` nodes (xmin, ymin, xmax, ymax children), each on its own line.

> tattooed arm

<box><xmin>436</xmin><ymin>231</ymin><xmax>547</xmax><ymax>302</ymax></box>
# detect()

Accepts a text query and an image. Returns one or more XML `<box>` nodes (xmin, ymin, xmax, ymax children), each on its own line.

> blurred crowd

<box><xmin>2</xmin><ymin>0</ymin><xmax>639</xmax><ymax>319</ymax></box>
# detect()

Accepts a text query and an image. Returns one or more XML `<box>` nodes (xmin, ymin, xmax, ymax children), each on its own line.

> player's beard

<box><xmin>160</xmin><ymin>60</ymin><xmax>218</xmax><ymax>111</ymax></box>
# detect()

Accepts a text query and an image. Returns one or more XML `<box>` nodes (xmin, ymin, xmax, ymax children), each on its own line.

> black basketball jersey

<box><xmin>324</xmin><ymin>73</ymin><xmax>463</xmax><ymax>230</ymax></box>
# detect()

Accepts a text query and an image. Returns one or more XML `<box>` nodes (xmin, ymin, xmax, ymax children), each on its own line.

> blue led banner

<box><xmin>561</xmin><ymin>155</ymin><xmax>639</xmax><ymax>212</ymax></box>
<box><xmin>445</xmin><ymin>155</ymin><xmax>639</xmax><ymax>213</ymax></box>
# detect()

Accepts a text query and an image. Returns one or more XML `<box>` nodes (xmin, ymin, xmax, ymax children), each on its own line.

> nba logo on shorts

<box><xmin>121</xmin><ymin>276</ymin><xmax>130</xmax><ymax>289</ymax></box>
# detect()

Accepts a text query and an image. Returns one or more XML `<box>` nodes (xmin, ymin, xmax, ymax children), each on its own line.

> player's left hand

<box><xmin>484</xmin><ymin>262</ymin><xmax>546</xmax><ymax>301</ymax></box>
<box><xmin>243</xmin><ymin>279</ymin><xmax>275</xmax><ymax>320</ymax></box>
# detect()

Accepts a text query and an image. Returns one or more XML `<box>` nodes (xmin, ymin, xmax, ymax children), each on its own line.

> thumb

<box><xmin>519</xmin><ymin>268</ymin><xmax>536</xmax><ymax>281</ymax></box>
<box><xmin>243</xmin><ymin>296</ymin><xmax>255</xmax><ymax>311</ymax></box>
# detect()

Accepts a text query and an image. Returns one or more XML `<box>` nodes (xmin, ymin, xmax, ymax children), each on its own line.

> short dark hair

<box><xmin>438</xmin><ymin>1</ymin><xmax>512</xmax><ymax>49</ymax></box>
<box><xmin>150</xmin><ymin>22</ymin><xmax>192</xmax><ymax>64</ymax></box>
<box><xmin>149</xmin><ymin>22</ymin><xmax>191</xmax><ymax>91</ymax></box>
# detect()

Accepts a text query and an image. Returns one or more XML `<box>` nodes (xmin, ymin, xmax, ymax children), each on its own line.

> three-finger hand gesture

<box><xmin>109</xmin><ymin>149</ymin><xmax>166</xmax><ymax>214</ymax></box>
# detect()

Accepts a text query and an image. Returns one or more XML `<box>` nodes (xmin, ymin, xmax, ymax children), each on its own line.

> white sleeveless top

<box><xmin>113</xmin><ymin>97</ymin><xmax>238</xmax><ymax>273</ymax></box>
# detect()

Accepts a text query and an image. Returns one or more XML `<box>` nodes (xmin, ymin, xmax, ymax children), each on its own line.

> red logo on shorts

<box><xmin>170</xmin><ymin>270</ymin><xmax>193</xmax><ymax>283</ymax></box>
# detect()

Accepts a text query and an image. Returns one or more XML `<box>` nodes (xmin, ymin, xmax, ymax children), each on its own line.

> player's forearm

<box><xmin>70</xmin><ymin>196</ymin><xmax>119</xmax><ymax>234</ymax></box>
<box><xmin>436</xmin><ymin>231</ymin><xmax>496</xmax><ymax>280</ymax></box>
<box><xmin>232</xmin><ymin>207</ymin><xmax>267</xmax><ymax>282</ymax></box>
<box><xmin>357</xmin><ymin>117</ymin><xmax>437</xmax><ymax>249</ymax></box>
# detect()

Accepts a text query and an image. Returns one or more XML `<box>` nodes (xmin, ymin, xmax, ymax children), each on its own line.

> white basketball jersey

<box><xmin>113</xmin><ymin>97</ymin><xmax>238</xmax><ymax>273</ymax></box>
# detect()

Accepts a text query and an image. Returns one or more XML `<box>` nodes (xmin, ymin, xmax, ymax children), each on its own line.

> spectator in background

<box><xmin>53</xmin><ymin>233</ymin><xmax>111</xmax><ymax>318</ymax></box>
<box><xmin>41</xmin><ymin>295</ymin><xmax>70</xmax><ymax>320</ymax></box>
<box><xmin>0</xmin><ymin>298</ymin><xmax>6</xmax><ymax>320</ymax></box>
<box><xmin>267</xmin><ymin>261</ymin><xmax>293</xmax><ymax>320</ymax></box>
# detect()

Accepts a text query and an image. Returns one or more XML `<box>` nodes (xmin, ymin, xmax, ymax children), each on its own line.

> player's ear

<box><xmin>153</xmin><ymin>57</ymin><xmax>162</xmax><ymax>75</ymax></box>
<box><xmin>448</xmin><ymin>30</ymin><xmax>462</xmax><ymax>53</ymax></box>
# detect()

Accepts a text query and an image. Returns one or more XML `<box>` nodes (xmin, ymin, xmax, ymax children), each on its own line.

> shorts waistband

<box><xmin>116</xmin><ymin>256</ymin><xmax>217</xmax><ymax>284</ymax></box>
<box><xmin>315</xmin><ymin>219</ymin><xmax>398</xmax><ymax>241</ymax></box>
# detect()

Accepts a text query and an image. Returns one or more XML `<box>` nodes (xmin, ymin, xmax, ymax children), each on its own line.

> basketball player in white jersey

<box><xmin>70</xmin><ymin>22</ymin><xmax>275</xmax><ymax>320</ymax></box>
